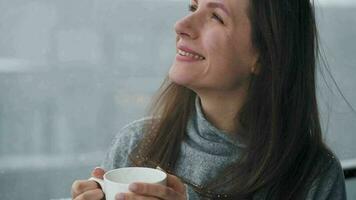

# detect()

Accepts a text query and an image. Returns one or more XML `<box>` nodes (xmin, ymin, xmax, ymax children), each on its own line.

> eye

<box><xmin>212</xmin><ymin>13</ymin><xmax>224</xmax><ymax>24</ymax></box>
<box><xmin>188</xmin><ymin>4</ymin><xmax>197</xmax><ymax>12</ymax></box>
<box><xmin>188</xmin><ymin>4</ymin><xmax>224</xmax><ymax>25</ymax></box>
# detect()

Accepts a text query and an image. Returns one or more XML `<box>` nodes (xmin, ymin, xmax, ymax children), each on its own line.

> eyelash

<box><xmin>188</xmin><ymin>4</ymin><xmax>225</xmax><ymax>25</ymax></box>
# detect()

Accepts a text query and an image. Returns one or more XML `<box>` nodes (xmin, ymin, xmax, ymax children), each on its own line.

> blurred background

<box><xmin>0</xmin><ymin>0</ymin><xmax>355</xmax><ymax>199</ymax></box>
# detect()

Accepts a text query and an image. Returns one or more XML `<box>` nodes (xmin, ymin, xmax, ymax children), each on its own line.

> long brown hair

<box><xmin>130</xmin><ymin>0</ymin><xmax>338</xmax><ymax>199</ymax></box>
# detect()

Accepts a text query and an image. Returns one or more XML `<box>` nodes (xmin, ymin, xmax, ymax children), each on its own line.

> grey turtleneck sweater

<box><xmin>101</xmin><ymin>98</ymin><xmax>346</xmax><ymax>199</ymax></box>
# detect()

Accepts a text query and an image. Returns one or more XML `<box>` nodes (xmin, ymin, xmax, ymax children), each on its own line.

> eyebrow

<box><xmin>193</xmin><ymin>0</ymin><xmax>231</xmax><ymax>17</ymax></box>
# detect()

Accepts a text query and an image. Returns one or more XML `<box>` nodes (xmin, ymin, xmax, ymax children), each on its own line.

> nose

<box><xmin>174</xmin><ymin>15</ymin><xmax>199</xmax><ymax>40</ymax></box>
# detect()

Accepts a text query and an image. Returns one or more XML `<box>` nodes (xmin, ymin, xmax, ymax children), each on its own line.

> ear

<box><xmin>250</xmin><ymin>56</ymin><xmax>260</xmax><ymax>75</ymax></box>
<box><xmin>251</xmin><ymin>66</ymin><xmax>256</xmax><ymax>74</ymax></box>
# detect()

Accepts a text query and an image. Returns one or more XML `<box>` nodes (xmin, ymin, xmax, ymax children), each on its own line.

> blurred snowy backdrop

<box><xmin>0</xmin><ymin>0</ymin><xmax>355</xmax><ymax>199</ymax></box>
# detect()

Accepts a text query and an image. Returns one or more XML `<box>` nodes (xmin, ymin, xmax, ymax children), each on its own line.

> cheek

<box><xmin>203</xmin><ymin>31</ymin><xmax>242</xmax><ymax>75</ymax></box>
<box><xmin>200</xmin><ymin>30</ymin><xmax>253</xmax><ymax>89</ymax></box>
<box><xmin>202</xmin><ymin>30</ymin><xmax>233</xmax><ymax>73</ymax></box>
<box><xmin>204</xmin><ymin>29</ymin><xmax>231</xmax><ymax>57</ymax></box>
<box><xmin>231</xmin><ymin>24</ymin><xmax>256</xmax><ymax>67</ymax></box>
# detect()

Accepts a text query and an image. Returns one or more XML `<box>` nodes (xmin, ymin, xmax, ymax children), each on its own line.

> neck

<box><xmin>196</xmin><ymin>87</ymin><xmax>248</xmax><ymax>134</ymax></box>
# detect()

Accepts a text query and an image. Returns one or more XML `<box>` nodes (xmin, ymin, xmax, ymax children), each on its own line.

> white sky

<box><xmin>164</xmin><ymin>0</ymin><xmax>356</xmax><ymax>6</ymax></box>
<box><xmin>161</xmin><ymin>0</ymin><xmax>356</xmax><ymax>6</ymax></box>
<box><xmin>318</xmin><ymin>0</ymin><xmax>356</xmax><ymax>6</ymax></box>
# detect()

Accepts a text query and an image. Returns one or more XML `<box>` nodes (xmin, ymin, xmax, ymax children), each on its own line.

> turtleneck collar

<box><xmin>185</xmin><ymin>96</ymin><xmax>246</xmax><ymax>155</ymax></box>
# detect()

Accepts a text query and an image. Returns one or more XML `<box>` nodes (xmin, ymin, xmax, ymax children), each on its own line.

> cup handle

<box><xmin>88</xmin><ymin>177</ymin><xmax>105</xmax><ymax>191</ymax></box>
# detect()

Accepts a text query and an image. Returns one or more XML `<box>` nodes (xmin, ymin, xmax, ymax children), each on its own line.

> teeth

<box><xmin>178</xmin><ymin>49</ymin><xmax>205</xmax><ymax>60</ymax></box>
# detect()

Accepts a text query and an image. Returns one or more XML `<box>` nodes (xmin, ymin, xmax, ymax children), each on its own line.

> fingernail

<box><xmin>129</xmin><ymin>183</ymin><xmax>138</xmax><ymax>192</ymax></box>
<box><xmin>116</xmin><ymin>193</ymin><xmax>125</xmax><ymax>200</ymax></box>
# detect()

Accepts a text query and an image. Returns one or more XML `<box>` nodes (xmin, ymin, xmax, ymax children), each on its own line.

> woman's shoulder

<box><xmin>120</xmin><ymin>117</ymin><xmax>153</xmax><ymax>133</ymax></box>
<box><xmin>113</xmin><ymin>116</ymin><xmax>157</xmax><ymax>145</ymax></box>
<box><xmin>101</xmin><ymin>117</ymin><xmax>157</xmax><ymax>170</ymax></box>
<box><xmin>317</xmin><ymin>149</ymin><xmax>344</xmax><ymax>178</ymax></box>
<box><xmin>305</xmin><ymin>150</ymin><xmax>346</xmax><ymax>199</ymax></box>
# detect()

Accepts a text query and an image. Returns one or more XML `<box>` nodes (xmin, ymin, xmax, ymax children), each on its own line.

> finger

<box><xmin>166</xmin><ymin>174</ymin><xmax>186</xmax><ymax>194</ymax></box>
<box><xmin>72</xmin><ymin>180</ymin><xmax>102</xmax><ymax>198</ymax></box>
<box><xmin>128</xmin><ymin>183</ymin><xmax>180</xmax><ymax>199</ymax></box>
<box><xmin>74</xmin><ymin>188</ymin><xmax>104</xmax><ymax>200</ymax></box>
<box><xmin>91</xmin><ymin>167</ymin><xmax>106</xmax><ymax>179</ymax></box>
<box><xmin>115</xmin><ymin>192</ymin><xmax>159</xmax><ymax>200</ymax></box>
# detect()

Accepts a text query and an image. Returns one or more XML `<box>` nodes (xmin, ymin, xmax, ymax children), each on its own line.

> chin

<box><xmin>168</xmin><ymin>71</ymin><xmax>188</xmax><ymax>86</ymax></box>
<box><xmin>168</xmin><ymin>65</ymin><xmax>193</xmax><ymax>87</ymax></box>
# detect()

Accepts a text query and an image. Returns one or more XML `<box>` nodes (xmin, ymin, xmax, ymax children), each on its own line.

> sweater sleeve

<box><xmin>100</xmin><ymin>118</ymin><xmax>149</xmax><ymax>171</ymax></box>
<box><xmin>306</xmin><ymin>156</ymin><xmax>346</xmax><ymax>200</ymax></box>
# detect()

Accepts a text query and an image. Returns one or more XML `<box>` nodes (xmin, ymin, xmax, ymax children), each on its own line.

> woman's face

<box><xmin>169</xmin><ymin>0</ymin><xmax>257</xmax><ymax>92</ymax></box>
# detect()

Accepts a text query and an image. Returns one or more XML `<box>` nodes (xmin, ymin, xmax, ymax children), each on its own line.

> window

<box><xmin>0</xmin><ymin>0</ymin><xmax>355</xmax><ymax>199</ymax></box>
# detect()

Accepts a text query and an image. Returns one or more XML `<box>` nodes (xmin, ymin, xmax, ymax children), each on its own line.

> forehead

<box><xmin>192</xmin><ymin>0</ymin><xmax>250</xmax><ymax>16</ymax></box>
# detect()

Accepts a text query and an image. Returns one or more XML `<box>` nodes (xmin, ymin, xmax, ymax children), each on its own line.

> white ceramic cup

<box><xmin>89</xmin><ymin>167</ymin><xmax>167</xmax><ymax>200</ymax></box>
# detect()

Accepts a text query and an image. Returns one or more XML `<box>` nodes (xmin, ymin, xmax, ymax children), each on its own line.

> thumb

<box><xmin>91</xmin><ymin>167</ymin><xmax>106</xmax><ymax>179</ymax></box>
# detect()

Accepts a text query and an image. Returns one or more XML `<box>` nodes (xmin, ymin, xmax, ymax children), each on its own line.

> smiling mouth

<box><xmin>177</xmin><ymin>49</ymin><xmax>205</xmax><ymax>60</ymax></box>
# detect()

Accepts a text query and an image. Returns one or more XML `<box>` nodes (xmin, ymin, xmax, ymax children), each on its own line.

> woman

<box><xmin>71</xmin><ymin>0</ymin><xmax>346</xmax><ymax>199</ymax></box>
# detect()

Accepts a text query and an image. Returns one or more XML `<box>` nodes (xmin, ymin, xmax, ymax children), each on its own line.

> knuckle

<box><xmin>95</xmin><ymin>188</ymin><xmax>105</xmax><ymax>197</ymax></box>
<box><xmin>162</xmin><ymin>187</ymin><xmax>173</xmax><ymax>197</ymax></box>
<box><xmin>81</xmin><ymin>191</ymin><xmax>93</xmax><ymax>199</ymax></box>
<box><xmin>72</xmin><ymin>180</ymin><xmax>86</xmax><ymax>195</ymax></box>
<box><xmin>73</xmin><ymin>193</ymin><xmax>84</xmax><ymax>200</ymax></box>
<box><xmin>93</xmin><ymin>188</ymin><xmax>105</xmax><ymax>199</ymax></box>
<box><xmin>120</xmin><ymin>193</ymin><xmax>130</xmax><ymax>200</ymax></box>
<box><xmin>139</xmin><ymin>184</ymin><xmax>147</xmax><ymax>193</ymax></box>
<box><xmin>74</xmin><ymin>196</ymin><xmax>84</xmax><ymax>200</ymax></box>
<box><xmin>134</xmin><ymin>194</ymin><xmax>147</xmax><ymax>200</ymax></box>
<box><xmin>71</xmin><ymin>181</ymin><xmax>81</xmax><ymax>195</ymax></box>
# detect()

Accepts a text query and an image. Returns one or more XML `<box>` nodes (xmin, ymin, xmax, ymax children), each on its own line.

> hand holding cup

<box><xmin>71</xmin><ymin>167</ymin><xmax>106</xmax><ymax>200</ymax></box>
<box><xmin>72</xmin><ymin>166</ymin><xmax>186</xmax><ymax>200</ymax></box>
<box><xmin>115</xmin><ymin>172</ymin><xmax>187</xmax><ymax>200</ymax></box>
